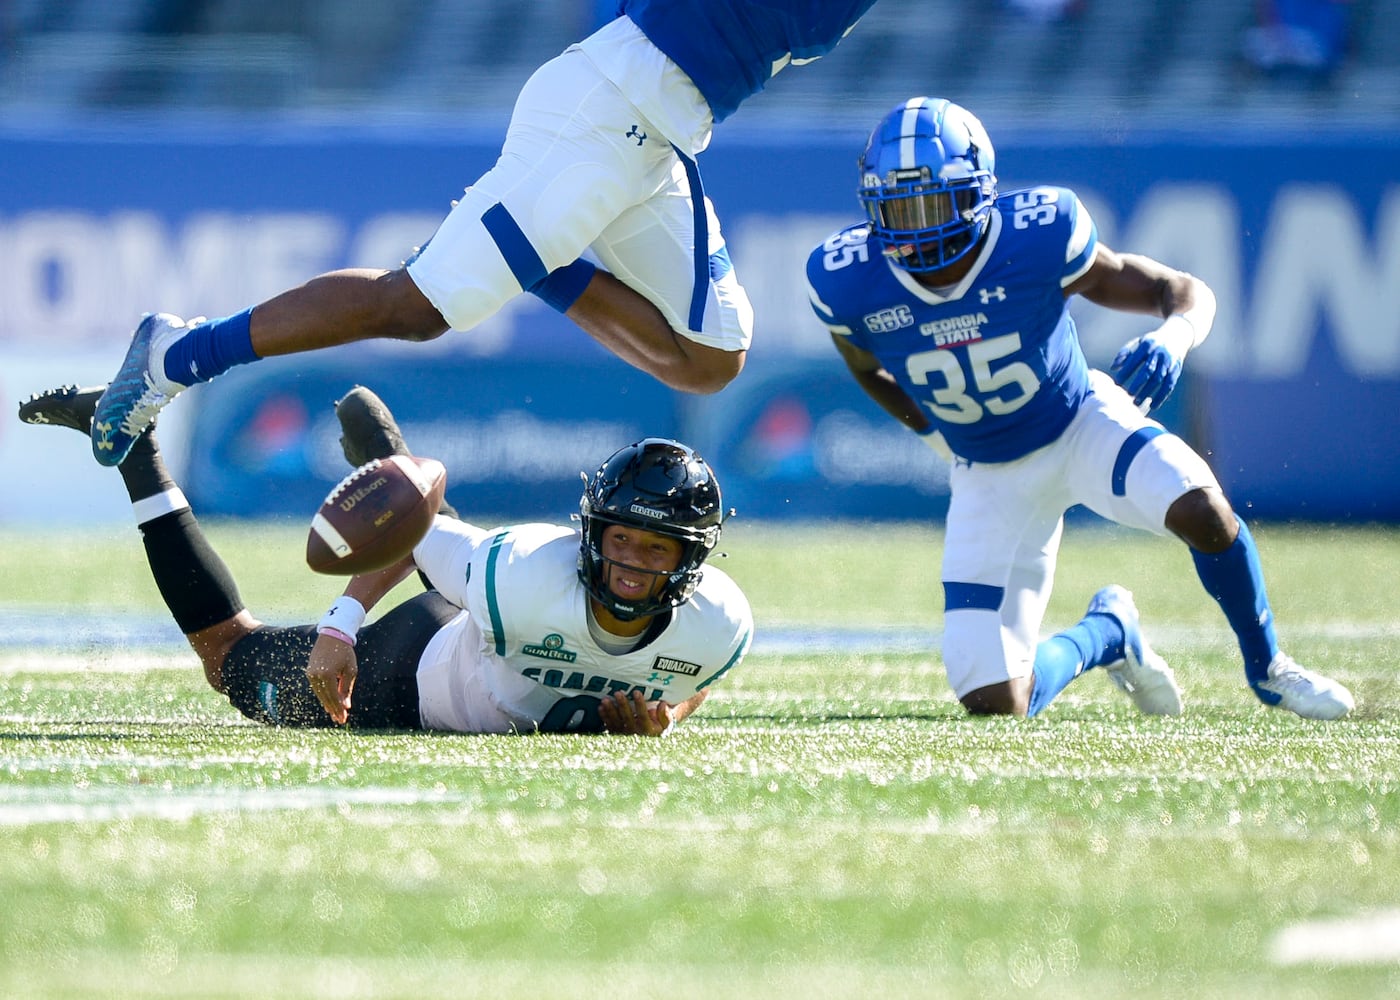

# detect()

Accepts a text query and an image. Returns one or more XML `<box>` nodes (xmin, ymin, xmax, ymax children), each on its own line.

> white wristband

<box><xmin>317</xmin><ymin>596</ymin><xmax>366</xmax><ymax>644</ymax></box>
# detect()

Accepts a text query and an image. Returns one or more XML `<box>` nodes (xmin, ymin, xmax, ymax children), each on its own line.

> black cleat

<box><xmin>335</xmin><ymin>385</ymin><xmax>411</xmax><ymax>467</ymax></box>
<box><xmin>18</xmin><ymin>384</ymin><xmax>106</xmax><ymax>434</ymax></box>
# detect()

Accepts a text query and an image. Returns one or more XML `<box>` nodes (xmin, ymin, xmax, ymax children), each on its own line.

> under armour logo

<box><xmin>979</xmin><ymin>286</ymin><xmax>1007</xmax><ymax>304</ymax></box>
<box><xmin>626</xmin><ymin>125</ymin><xmax>647</xmax><ymax>146</ymax></box>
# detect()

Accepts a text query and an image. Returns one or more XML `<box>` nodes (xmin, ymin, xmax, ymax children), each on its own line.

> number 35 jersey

<box><xmin>806</xmin><ymin>186</ymin><xmax>1099</xmax><ymax>464</ymax></box>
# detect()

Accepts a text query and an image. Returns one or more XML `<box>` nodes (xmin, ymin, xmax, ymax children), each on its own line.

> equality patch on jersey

<box><xmin>650</xmin><ymin>654</ymin><xmax>702</xmax><ymax>677</ymax></box>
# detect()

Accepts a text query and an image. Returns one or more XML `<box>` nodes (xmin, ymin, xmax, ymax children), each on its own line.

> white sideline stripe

<box><xmin>5</xmin><ymin>610</ymin><xmax>1400</xmax><ymax>673</ymax></box>
<box><xmin>1269</xmin><ymin>909</ymin><xmax>1400</xmax><ymax>965</ymax></box>
<box><xmin>0</xmin><ymin>652</ymin><xmax>193</xmax><ymax>673</ymax></box>
<box><xmin>0</xmin><ymin>782</ymin><xmax>1379</xmax><ymax>846</ymax></box>
<box><xmin>0</xmin><ymin>786</ymin><xmax>462</xmax><ymax>827</ymax></box>
<box><xmin>4</xmin><ymin>954</ymin><xmax>930</xmax><ymax>997</ymax></box>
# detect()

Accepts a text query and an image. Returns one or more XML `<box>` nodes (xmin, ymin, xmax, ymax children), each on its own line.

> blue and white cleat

<box><xmin>1088</xmin><ymin>584</ymin><xmax>1183</xmax><ymax>716</ymax></box>
<box><xmin>91</xmin><ymin>313</ymin><xmax>190</xmax><ymax>466</ymax></box>
<box><xmin>1254</xmin><ymin>653</ymin><xmax>1353</xmax><ymax>720</ymax></box>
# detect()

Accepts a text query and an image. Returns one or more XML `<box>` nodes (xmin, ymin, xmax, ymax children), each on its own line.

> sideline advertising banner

<box><xmin>3</xmin><ymin>123</ymin><xmax>1397</xmax><ymax>523</ymax></box>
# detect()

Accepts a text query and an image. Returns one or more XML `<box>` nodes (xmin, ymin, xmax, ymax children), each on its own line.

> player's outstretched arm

<box><xmin>831</xmin><ymin>334</ymin><xmax>927</xmax><ymax>430</ymax></box>
<box><xmin>831</xmin><ymin>333</ymin><xmax>952</xmax><ymax>456</ymax></box>
<box><xmin>1067</xmin><ymin>244</ymin><xmax>1214</xmax><ymax>328</ymax></box>
<box><xmin>565</xmin><ymin>270</ymin><xmax>744</xmax><ymax>394</ymax></box>
<box><xmin>306</xmin><ymin>552</ymin><xmax>419</xmax><ymax>724</ymax></box>
<box><xmin>1069</xmin><ymin>244</ymin><xmax>1217</xmax><ymax>412</ymax></box>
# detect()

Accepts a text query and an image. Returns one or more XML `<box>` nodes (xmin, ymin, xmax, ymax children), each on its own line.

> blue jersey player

<box><xmin>806</xmin><ymin>97</ymin><xmax>1353</xmax><ymax>720</ymax></box>
<box><xmin>91</xmin><ymin>0</ymin><xmax>881</xmax><ymax>467</ymax></box>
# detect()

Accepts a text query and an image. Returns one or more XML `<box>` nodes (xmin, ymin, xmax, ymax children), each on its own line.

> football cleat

<box><xmin>1088</xmin><ymin>584</ymin><xmax>1184</xmax><ymax>716</ymax></box>
<box><xmin>92</xmin><ymin>313</ymin><xmax>190</xmax><ymax>467</ymax></box>
<box><xmin>335</xmin><ymin>385</ymin><xmax>411</xmax><ymax>467</ymax></box>
<box><xmin>18</xmin><ymin>384</ymin><xmax>105</xmax><ymax>434</ymax></box>
<box><xmin>1254</xmin><ymin>653</ymin><xmax>1354</xmax><ymax>720</ymax></box>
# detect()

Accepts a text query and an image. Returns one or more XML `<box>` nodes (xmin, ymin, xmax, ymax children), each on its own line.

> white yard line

<box><xmin>1269</xmin><ymin>909</ymin><xmax>1400</xmax><ymax>965</ymax></box>
<box><xmin>5</xmin><ymin>608</ymin><xmax>1400</xmax><ymax>673</ymax></box>
<box><xmin>0</xmin><ymin>785</ymin><xmax>463</xmax><ymax>826</ymax></box>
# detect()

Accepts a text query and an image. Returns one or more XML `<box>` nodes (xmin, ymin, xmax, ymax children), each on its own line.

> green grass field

<box><xmin>2</xmin><ymin>520</ymin><xmax>1398</xmax><ymax>998</ymax></box>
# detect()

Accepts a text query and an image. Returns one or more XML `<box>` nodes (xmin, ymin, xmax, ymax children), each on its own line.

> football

<box><xmin>306</xmin><ymin>454</ymin><xmax>447</xmax><ymax>575</ymax></box>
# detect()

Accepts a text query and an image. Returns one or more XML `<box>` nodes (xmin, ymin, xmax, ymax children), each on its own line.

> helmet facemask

<box><xmin>858</xmin><ymin>98</ymin><xmax>998</xmax><ymax>274</ymax></box>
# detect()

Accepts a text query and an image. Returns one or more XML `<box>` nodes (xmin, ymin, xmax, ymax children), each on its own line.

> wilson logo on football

<box><xmin>339</xmin><ymin>474</ymin><xmax>390</xmax><ymax>511</ymax></box>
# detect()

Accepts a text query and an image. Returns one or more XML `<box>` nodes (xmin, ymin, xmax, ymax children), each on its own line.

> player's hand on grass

<box><xmin>307</xmin><ymin>633</ymin><xmax>358</xmax><ymax>725</ymax></box>
<box><xmin>599</xmin><ymin>689</ymin><xmax>675</xmax><ymax>737</ymax></box>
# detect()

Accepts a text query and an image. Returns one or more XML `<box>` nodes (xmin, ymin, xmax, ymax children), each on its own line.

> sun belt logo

<box><xmin>629</xmin><ymin>503</ymin><xmax>665</xmax><ymax>520</ymax></box>
<box><xmin>921</xmin><ymin>311</ymin><xmax>989</xmax><ymax>347</ymax></box>
<box><xmin>522</xmin><ymin>632</ymin><xmax>578</xmax><ymax>663</ymax></box>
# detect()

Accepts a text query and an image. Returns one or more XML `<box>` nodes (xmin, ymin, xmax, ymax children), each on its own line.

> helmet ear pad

<box><xmin>577</xmin><ymin>438</ymin><xmax>725</xmax><ymax>621</ymax></box>
<box><xmin>858</xmin><ymin>97</ymin><xmax>998</xmax><ymax>273</ymax></box>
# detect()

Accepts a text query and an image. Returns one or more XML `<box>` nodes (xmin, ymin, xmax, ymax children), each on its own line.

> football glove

<box><xmin>1110</xmin><ymin>315</ymin><xmax>1195</xmax><ymax>413</ymax></box>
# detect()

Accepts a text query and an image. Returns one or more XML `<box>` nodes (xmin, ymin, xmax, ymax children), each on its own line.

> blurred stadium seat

<box><xmin>1</xmin><ymin>0</ymin><xmax>1396</xmax><ymax>124</ymax></box>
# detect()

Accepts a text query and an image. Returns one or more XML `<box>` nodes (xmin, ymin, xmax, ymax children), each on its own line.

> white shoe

<box><xmin>1088</xmin><ymin>585</ymin><xmax>1183</xmax><ymax>716</ymax></box>
<box><xmin>1255</xmin><ymin>653</ymin><xmax>1354</xmax><ymax>720</ymax></box>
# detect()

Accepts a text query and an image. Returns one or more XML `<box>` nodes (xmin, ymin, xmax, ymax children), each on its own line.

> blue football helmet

<box><xmin>858</xmin><ymin>97</ymin><xmax>997</xmax><ymax>273</ymax></box>
<box><xmin>577</xmin><ymin>438</ymin><xmax>725</xmax><ymax>621</ymax></box>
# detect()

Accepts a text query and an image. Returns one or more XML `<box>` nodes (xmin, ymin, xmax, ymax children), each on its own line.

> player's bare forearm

<box><xmin>250</xmin><ymin>268</ymin><xmax>449</xmax><ymax>356</ymax></box>
<box><xmin>856</xmin><ymin>367</ymin><xmax>929</xmax><ymax>431</ymax></box>
<box><xmin>832</xmin><ymin>334</ymin><xmax>928</xmax><ymax>431</ymax></box>
<box><xmin>566</xmin><ymin>270</ymin><xmax>744</xmax><ymax>393</ymax></box>
<box><xmin>1069</xmin><ymin>245</ymin><xmax>1208</xmax><ymax>318</ymax></box>
<box><xmin>342</xmin><ymin>554</ymin><xmax>417</xmax><ymax>614</ymax></box>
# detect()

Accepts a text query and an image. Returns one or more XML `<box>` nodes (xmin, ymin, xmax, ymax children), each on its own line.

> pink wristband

<box><xmin>316</xmin><ymin>626</ymin><xmax>357</xmax><ymax>648</ymax></box>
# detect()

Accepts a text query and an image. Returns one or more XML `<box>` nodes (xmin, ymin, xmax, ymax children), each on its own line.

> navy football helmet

<box><xmin>858</xmin><ymin>97</ymin><xmax>997</xmax><ymax>273</ymax></box>
<box><xmin>577</xmin><ymin>438</ymin><xmax>725</xmax><ymax>621</ymax></box>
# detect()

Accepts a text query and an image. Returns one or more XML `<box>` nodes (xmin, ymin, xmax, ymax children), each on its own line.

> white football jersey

<box><xmin>410</xmin><ymin>517</ymin><xmax>752</xmax><ymax>734</ymax></box>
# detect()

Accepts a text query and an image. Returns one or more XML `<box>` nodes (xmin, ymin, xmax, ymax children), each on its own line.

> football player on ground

<box><xmin>805</xmin><ymin>97</ymin><xmax>1353</xmax><ymax>720</ymax></box>
<box><xmin>20</xmin><ymin>386</ymin><xmax>751</xmax><ymax>735</ymax></box>
<box><xmin>89</xmin><ymin>0</ymin><xmax>884</xmax><ymax>468</ymax></box>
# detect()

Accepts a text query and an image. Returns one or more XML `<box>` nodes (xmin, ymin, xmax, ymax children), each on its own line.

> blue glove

<box><xmin>1110</xmin><ymin>316</ymin><xmax>1195</xmax><ymax>413</ymax></box>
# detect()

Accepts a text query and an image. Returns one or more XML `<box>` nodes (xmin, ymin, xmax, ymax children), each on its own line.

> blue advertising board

<box><xmin>180</xmin><ymin>348</ymin><xmax>683</xmax><ymax>520</ymax></box>
<box><xmin>2</xmin><ymin>121</ymin><xmax>1398</xmax><ymax>523</ymax></box>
